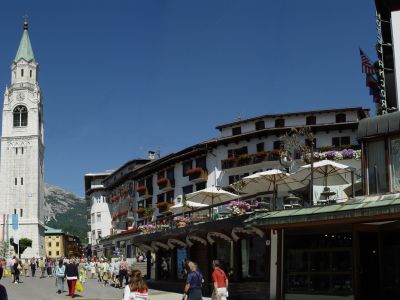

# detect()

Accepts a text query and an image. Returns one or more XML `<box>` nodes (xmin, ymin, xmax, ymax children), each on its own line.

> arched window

<box><xmin>306</xmin><ymin>116</ymin><xmax>316</xmax><ymax>125</ymax></box>
<box><xmin>13</xmin><ymin>106</ymin><xmax>28</xmax><ymax>127</ymax></box>
<box><xmin>275</xmin><ymin>118</ymin><xmax>285</xmax><ymax>128</ymax></box>
<box><xmin>336</xmin><ymin>113</ymin><xmax>346</xmax><ymax>123</ymax></box>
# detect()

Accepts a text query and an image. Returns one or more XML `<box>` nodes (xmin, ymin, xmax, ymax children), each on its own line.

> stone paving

<box><xmin>0</xmin><ymin>274</ymin><xmax>195</xmax><ymax>300</ymax></box>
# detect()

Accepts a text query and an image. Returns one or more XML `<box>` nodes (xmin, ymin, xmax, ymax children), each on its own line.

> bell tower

<box><xmin>0</xmin><ymin>17</ymin><xmax>45</xmax><ymax>257</ymax></box>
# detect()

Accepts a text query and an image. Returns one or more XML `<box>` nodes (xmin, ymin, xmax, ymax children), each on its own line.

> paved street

<box><xmin>0</xmin><ymin>274</ymin><xmax>191</xmax><ymax>300</ymax></box>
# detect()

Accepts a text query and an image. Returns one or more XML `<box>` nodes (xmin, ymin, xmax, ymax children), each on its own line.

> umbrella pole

<box><xmin>309</xmin><ymin>143</ymin><xmax>314</xmax><ymax>204</ymax></box>
<box><xmin>351</xmin><ymin>169</ymin><xmax>355</xmax><ymax>198</ymax></box>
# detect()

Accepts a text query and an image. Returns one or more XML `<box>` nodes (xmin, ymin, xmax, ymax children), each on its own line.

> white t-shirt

<box><xmin>123</xmin><ymin>285</ymin><xmax>148</xmax><ymax>300</ymax></box>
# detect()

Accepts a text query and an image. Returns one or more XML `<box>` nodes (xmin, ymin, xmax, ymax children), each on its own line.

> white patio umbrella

<box><xmin>169</xmin><ymin>201</ymin><xmax>209</xmax><ymax>214</ymax></box>
<box><xmin>292</xmin><ymin>160</ymin><xmax>352</xmax><ymax>187</ymax></box>
<box><xmin>237</xmin><ymin>169</ymin><xmax>305</xmax><ymax>210</ymax></box>
<box><xmin>185</xmin><ymin>186</ymin><xmax>238</xmax><ymax>206</ymax></box>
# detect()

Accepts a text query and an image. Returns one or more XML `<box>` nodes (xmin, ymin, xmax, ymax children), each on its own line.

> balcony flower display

<box><xmin>156</xmin><ymin>202</ymin><xmax>169</xmax><ymax>209</ymax></box>
<box><xmin>143</xmin><ymin>207</ymin><xmax>155</xmax><ymax>220</ymax></box>
<box><xmin>255</xmin><ymin>151</ymin><xmax>268</xmax><ymax>158</ymax></box>
<box><xmin>137</xmin><ymin>185</ymin><xmax>146</xmax><ymax>192</ymax></box>
<box><xmin>157</xmin><ymin>178</ymin><xmax>168</xmax><ymax>186</ymax></box>
<box><xmin>227</xmin><ymin>200</ymin><xmax>252</xmax><ymax>215</ymax></box>
<box><xmin>136</xmin><ymin>207</ymin><xmax>145</xmax><ymax>214</ymax></box>
<box><xmin>173</xmin><ymin>216</ymin><xmax>192</xmax><ymax>227</ymax></box>
<box><xmin>186</xmin><ymin>167</ymin><xmax>203</xmax><ymax>176</ymax></box>
<box><xmin>304</xmin><ymin>149</ymin><xmax>361</xmax><ymax>163</ymax></box>
<box><xmin>138</xmin><ymin>224</ymin><xmax>156</xmax><ymax>235</ymax></box>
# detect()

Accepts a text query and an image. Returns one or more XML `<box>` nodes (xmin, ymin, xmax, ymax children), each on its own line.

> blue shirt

<box><xmin>186</xmin><ymin>270</ymin><xmax>203</xmax><ymax>290</ymax></box>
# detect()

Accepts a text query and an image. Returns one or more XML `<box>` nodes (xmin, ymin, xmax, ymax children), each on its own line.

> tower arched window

<box><xmin>13</xmin><ymin>105</ymin><xmax>28</xmax><ymax>127</ymax></box>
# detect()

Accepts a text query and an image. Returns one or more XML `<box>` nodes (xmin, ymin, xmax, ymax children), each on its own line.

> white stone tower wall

<box><xmin>0</xmin><ymin>20</ymin><xmax>45</xmax><ymax>258</ymax></box>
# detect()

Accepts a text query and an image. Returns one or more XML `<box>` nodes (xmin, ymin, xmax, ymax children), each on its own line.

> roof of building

<box><xmin>358</xmin><ymin>111</ymin><xmax>400</xmax><ymax>139</ymax></box>
<box><xmin>246</xmin><ymin>193</ymin><xmax>400</xmax><ymax>228</ymax></box>
<box><xmin>14</xmin><ymin>18</ymin><xmax>35</xmax><ymax>63</ymax></box>
<box><xmin>215</xmin><ymin>107</ymin><xmax>370</xmax><ymax>130</ymax></box>
<box><xmin>44</xmin><ymin>226</ymin><xmax>64</xmax><ymax>234</ymax></box>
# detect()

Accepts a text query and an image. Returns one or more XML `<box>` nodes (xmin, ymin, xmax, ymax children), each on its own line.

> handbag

<box><xmin>76</xmin><ymin>280</ymin><xmax>84</xmax><ymax>293</ymax></box>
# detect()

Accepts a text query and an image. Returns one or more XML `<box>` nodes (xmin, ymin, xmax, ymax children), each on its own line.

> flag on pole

<box><xmin>12</xmin><ymin>214</ymin><xmax>19</xmax><ymax>244</ymax></box>
<box><xmin>359</xmin><ymin>48</ymin><xmax>375</xmax><ymax>74</ymax></box>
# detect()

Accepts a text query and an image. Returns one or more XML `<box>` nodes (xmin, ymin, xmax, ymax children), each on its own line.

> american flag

<box><xmin>359</xmin><ymin>48</ymin><xmax>375</xmax><ymax>74</ymax></box>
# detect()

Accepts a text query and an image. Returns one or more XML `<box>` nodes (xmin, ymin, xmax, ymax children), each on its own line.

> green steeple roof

<box><xmin>14</xmin><ymin>17</ymin><xmax>35</xmax><ymax>62</ymax></box>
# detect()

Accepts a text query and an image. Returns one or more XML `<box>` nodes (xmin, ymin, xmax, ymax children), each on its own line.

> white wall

<box><xmin>90</xmin><ymin>191</ymin><xmax>112</xmax><ymax>243</ymax></box>
<box><xmin>219</xmin><ymin>110</ymin><xmax>360</xmax><ymax>137</ymax></box>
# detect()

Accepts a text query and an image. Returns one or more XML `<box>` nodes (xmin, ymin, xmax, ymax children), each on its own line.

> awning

<box><xmin>245</xmin><ymin>193</ymin><xmax>400</xmax><ymax>228</ymax></box>
<box><xmin>358</xmin><ymin>111</ymin><xmax>400</xmax><ymax>139</ymax></box>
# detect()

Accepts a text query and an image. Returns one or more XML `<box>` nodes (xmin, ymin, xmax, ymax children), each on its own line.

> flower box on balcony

<box><xmin>157</xmin><ymin>178</ymin><xmax>174</xmax><ymax>191</ymax></box>
<box><xmin>187</xmin><ymin>167</ymin><xmax>207</xmax><ymax>182</ymax></box>
<box><xmin>157</xmin><ymin>178</ymin><xmax>168</xmax><ymax>187</ymax></box>
<box><xmin>156</xmin><ymin>202</ymin><xmax>169</xmax><ymax>209</ymax></box>
<box><xmin>136</xmin><ymin>207</ymin><xmax>145</xmax><ymax>214</ymax></box>
<box><xmin>137</xmin><ymin>185</ymin><xmax>147</xmax><ymax>197</ymax></box>
<box><xmin>238</xmin><ymin>154</ymin><xmax>251</xmax><ymax>166</ymax></box>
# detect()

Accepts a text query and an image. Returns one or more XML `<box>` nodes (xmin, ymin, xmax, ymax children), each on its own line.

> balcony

<box><xmin>187</xmin><ymin>167</ymin><xmax>208</xmax><ymax>183</ymax></box>
<box><xmin>157</xmin><ymin>178</ymin><xmax>175</xmax><ymax>192</ymax></box>
<box><xmin>221</xmin><ymin>151</ymin><xmax>281</xmax><ymax>170</ymax></box>
<box><xmin>137</xmin><ymin>185</ymin><xmax>152</xmax><ymax>198</ymax></box>
<box><xmin>156</xmin><ymin>201</ymin><xmax>173</xmax><ymax>214</ymax></box>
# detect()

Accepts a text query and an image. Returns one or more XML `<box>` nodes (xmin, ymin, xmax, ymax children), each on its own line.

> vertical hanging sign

<box><xmin>12</xmin><ymin>213</ymin><xmax>19</xmax><ymax>244</ymax></box>
<box><xmin>376</xmin><ymin>11</ymin><xmax>388</xmax><ymax>114</ymax></box>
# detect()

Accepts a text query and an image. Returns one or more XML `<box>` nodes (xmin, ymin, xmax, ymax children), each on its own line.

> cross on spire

<box><xmin>23</xmin><ymin>15</ymin><xmax>28</xmax><ymax>30</ymax></box>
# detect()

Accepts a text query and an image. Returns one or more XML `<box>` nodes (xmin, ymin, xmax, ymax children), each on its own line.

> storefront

<box><xmin>132</xmin><ymin>215</ymin><xmax>270</xmax><ymax>299</ymax></box>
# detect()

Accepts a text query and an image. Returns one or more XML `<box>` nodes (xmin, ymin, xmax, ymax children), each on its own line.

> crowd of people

<box><xmin>0</xmin><ymin>255</ymin><xmax>230</xmax><ymax>300</ymax></box>
<box><xmin>0</xmin><ymin>255</ymin><xmax>150</xmax><ymax>300</ymax></box>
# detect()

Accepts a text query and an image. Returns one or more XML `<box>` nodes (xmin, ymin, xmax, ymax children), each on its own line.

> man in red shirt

<box><xmin>211</xmin><ymin>260</ymin><xmax>229</xmax><ymax>300</ymax></box>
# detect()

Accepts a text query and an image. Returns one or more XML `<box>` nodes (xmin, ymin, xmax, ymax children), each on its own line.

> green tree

<box><xmin>10</xmin><ymin>238</ymin><xmax>32</xmax><ymax>257</ymax></box>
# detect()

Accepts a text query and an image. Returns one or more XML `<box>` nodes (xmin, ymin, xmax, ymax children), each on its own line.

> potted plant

<box><xmin>136</xmin><ymin>207</ymin><xmax>144</xmax><ymax>214</ymax></box>
<box><xmin>227</xmin><ymin>200</ymin><xmax>251</xmax><ymax>215</ymax></box>
<box><xmin>156</xmin><ymin>202</ymin><xmax>169</xmax><ymax>209</ymax></box>
<box><xmin>173</xmin><ymin>216</ymin><xmax>191</xmax><ymax>228</ymax></box>
<box><xmin>138</xmin><ymin>224</ymin><xmax>156</xmax><ymax>234</ymax></box>
<box><xmin>137</xmin><ymin>185</ymin><xmax>147</xmax><ymax>196</ymax></box>
<box><xmin>186</xmin><ymin>167</ymin><xmax>203</xmax><ymax>176</ymax></box>
<box><xmin>157</xmin><ymin>178</ymin><xmax>169</xmax><ymax>189</ymax></box>
<box><xmin>143</xmin><ymin>206</ymin><xmax>155</xmax><ymax>220</ymax></box>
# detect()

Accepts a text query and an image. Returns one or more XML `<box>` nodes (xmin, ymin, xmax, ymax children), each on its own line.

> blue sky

<box><xmin>0</xmin><ymin>0</ymin><xmax>377</xmax><ymax>196</ymax></box>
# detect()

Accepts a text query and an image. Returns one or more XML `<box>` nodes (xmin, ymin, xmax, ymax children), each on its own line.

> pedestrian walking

<box><xmin>113</xmin><ymin>259</ymin><xmax>120</xmax><ymax>288</ymax></box>
<box><xmin>22</xmin><ymin>259</ymin><xmax>29</xmax><ymax>277</ymax></box>
<box><xmin>123</xmin><ymin>270</ymin><xmax>148</xmax><ymax>300</ymax></box>
<box><xmin>89</xmin><ymin>259</ymin><xmax>96</xmax><ymax>279</ymax></box>
<box><xmin>65</xmin><ymin>258</ymin><xmax>79</xmax><ymax>298</ymax></box>
<box><xmin>183</xmin><ymin>262</ymin><xmax>203</xmax><ymax>300</ymax></box>
<box><xmin>55</xmin><ymin>259</ymin><xmax>66</xmax><ymax>294</ymax></box>
<box><xmin>98</xmin><ymin>259</ymin><xmax>104</xmax><ymax>283</ymax></box>
<box><xmin>46</xmin><ymin>259</ymin><xmax>52</xmax><ymax>277</ymax></box>
<box><xmin>38</xmin><ymin>257</ymin><xmax>45</xmax><ymax>278</ymax></box>
<box><xmin>102</xmin><ymin>259</ymin><xmax>110</xmax><ymax>286</ymax></box>
<box><xmin>119</xmin><ymin>258</ymin><xmax>129</xmax><ymax>287</ymax></box>
<box><xmin>211</xmin><ymin>260</ymin><xmax>229</xmax><ymax>300</ymax></box>
<box><xmin>30</xmin><ymin>257</ymin><xmax>36</xmax><ymax>277</ymax></box>
<box><xmin>12</xmin><ymin>258</ymin><xmax>20</xmax><ymax>284</ymax></box>
<box><xmin>78</xmin><ymin>259</ymin><xmax>86</xmax><ymax>283</ymax></box>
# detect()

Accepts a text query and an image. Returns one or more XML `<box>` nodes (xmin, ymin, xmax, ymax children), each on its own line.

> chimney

<box><xmin>148</xmin><ymin>150</ymin><xmax>155</xmax><ymax>160</ymax></box>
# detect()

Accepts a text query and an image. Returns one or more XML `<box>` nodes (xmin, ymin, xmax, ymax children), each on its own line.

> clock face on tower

<box><xmin>17</xmin><ymin>93</ymin><xmax>25</xmax><ymax>101</ymax></box>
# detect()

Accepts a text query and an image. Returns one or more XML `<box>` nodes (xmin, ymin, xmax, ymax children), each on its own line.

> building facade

<box><xmin>84</xmin><ymin>172</ymin><xmax>112</xmax><ymax>246</ymax></box>
<box><xmin>91</xmin><ymin>107</ymin><xmax>368</xmax><ymax>278</ymax></box>
<box><xmin>0</xmin><ymin>18</ymin><xmax>45</xmax><ymax>257</ymax></box>
<box><xmin>45</xmin><ymin>226</ymin><xmax>67</xmax><ymax>259</ymax></box>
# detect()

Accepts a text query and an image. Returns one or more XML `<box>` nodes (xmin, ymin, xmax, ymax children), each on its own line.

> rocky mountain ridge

<box><xmin>44</xmin><ymin>183</ymin><xmax>88</xmax><ymax>243</ymax></box>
